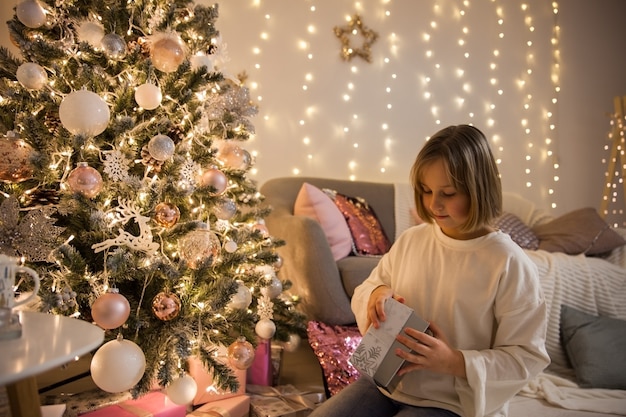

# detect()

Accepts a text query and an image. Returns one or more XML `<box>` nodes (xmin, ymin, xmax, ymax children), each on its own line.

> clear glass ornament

<box><xmin>67</xmin><ymin>162</ymin><xmax>103</xmax><ymax>199</ymax></box>
<box><xmin>214</xmin><ymin>197</ymin><xmax>237</xmax><ymax>220</ymax></box>
<box><xmin>0</xmin><ymin>132</ymin><xmax>35</xmax><ymax>183</ymax></box>
<box><xmin>151</xmin><ymin>291</ymin><xmax>182</xmax><ymax>321</ymax></box>
<box><xmin>16</xmin><ymin>62</ymin><xmax>47</xmax><ymax>90</ymax></box>
<box><xmin>227</xmin><ymin>337</ymin><xmax>255</xmax><ymax>370</ymax></box>
<box><xmin>216</xmin><ymin>143</ymin><xmax>251</xmax><ymax>171</ymax></box>
<box><xmin>178</xmin><ymin>226</ymin><xmax>220</xmax><ymax>269</ymax></box>
<box><xmin>101</xmin><ymin>33</ymin><xmax>127</xmax><ymax>60</ymax></box>
<box><xmin>150</xmin><ymin>34</ymin><xmax>186</xmax><ymax>73</ymax></box>
<box><xmin>154</xmin><ymin>202</ymin><xmax>180</xmax><ymax>228</ymax></box>
<box><xmin>59</xmin><ymin>90</ymin><xmax>110</xmax><ymax>136</ymax></box>
<box><xmin>147</xmin><ymin>134</ymin><xmax>175</xmax><ymax>161</ymax></box>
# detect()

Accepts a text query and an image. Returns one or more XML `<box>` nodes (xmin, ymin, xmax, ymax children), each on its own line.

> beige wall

<box><xmin>1</xmin><ymin>1</ymin><xmax>625</xmax><ymax>224</ymax></box>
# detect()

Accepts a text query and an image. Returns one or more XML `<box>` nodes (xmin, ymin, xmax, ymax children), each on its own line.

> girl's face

<box><xmin>420</xmin><ymin>159</ymin><xmax>473</xmax><ymax>240</ymax></box>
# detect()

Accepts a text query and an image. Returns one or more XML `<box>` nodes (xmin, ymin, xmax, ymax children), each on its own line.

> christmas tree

<box><xmin>0</xmin><ymin>0</ymin><xmax>306</xmax><ymax>402</ymax></box>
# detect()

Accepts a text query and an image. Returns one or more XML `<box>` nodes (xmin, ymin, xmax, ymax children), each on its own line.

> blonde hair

<box><xmin>410</xmin><ymin>125</ymin><xmax>502</xmax><ymax>232</ymax></box>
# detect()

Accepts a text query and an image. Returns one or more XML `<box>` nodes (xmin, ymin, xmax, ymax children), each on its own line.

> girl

<box><xmin>310</xmin><ymin>125</ymin><xmax>549</xmax><ymax>417</ymax></box>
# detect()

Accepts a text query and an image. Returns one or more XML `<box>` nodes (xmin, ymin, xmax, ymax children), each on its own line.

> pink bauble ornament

<box><xmin>178</xmin><ymin>227</ymin><xmax>221</xmax><ymax>268</ymax></box>
<box><xmin>101</xmin><ymin>33</ymin><xmax>127</xmax><ymax>60</ymax></box>
<box><xmin>197</xmin><ymin>168</ymin><xmax>227</xmax><ymax>195</ymax></box>
<box><xmin>16</xmin><ymin>0</ymin><xmax>46</xmax><ymax>29</ymax></box>
<box><xmin>227</xmin><ymin>337</ymin><xmax>255</xmax><ymax>370</ymax></box>
<box><xmin>255</xmin><ymin>318</ymin><xmax>276</xmax><ymax>340</ymax></box>
<box><xmin>151</xmin><ymin>291</ymin><xmax>181</xmax><ymax>321</ymax></box>
<box><xmin>154</xmin><ymin>202</ymin><xmax>180</xmax><ymax>228</ymax></box>
<box><xmin>77</xmin><ymin>21</ymin><xmax>104</xmax><ymax>47</ymax></box>
<box><xmin>223</xmin><ymin>240</ymin><xmax>237</xmax><ymax>254</ymax></box>
<box><xmin>0</xmin><ymin>132</ymin><xmax>35</xmax><ymax>183</ymax></box>
<box><xmin>16</xmin><ymin>62</ymin><xmax>47</xmax><ymax>90</ymax></box>
<box><xmin>166</xmin><ymin>374</ymin><xmax>197</xmax><ymax>405</ymax></box>
<box><xmin>150</xmin><ymin>34</ymin><xmax>186</xmax><ymax>73</ymax></box>
<box><xmin>135</xmin><ymin>83</ymin><xmax>162</xmax><ymax>110</ymax></box>
<box><xmin>273</xmin><ymin>255</ymin><xmax>283</xmax><ymax>271</ymax></box>
<box><xmin>59</xmin><ymin>90</ymin><xmax>110</xmax><ymax>136</ymax></box>
<box><xmin>91</xmin><ymin>288</ymin><xmax>130</xmax><ymax>330</ymax></box>
<box><xmin>147</xmin><ymin>134</ymin><xmax>175</xmax><ymax>161</ymax></box>
<box><xmin>252</xmin><ymin>222</ymin><xmax>269</xmax><ymax>238</ymax></box>
<box><xmin>67</xmin><ymin>162</ymin><xmax>103</xmax><ymax>198</ymax></box>
<box><xmin>90</xmin><ymin>336</ymin><xmax>146</xmax><ymax>393</ymax></box>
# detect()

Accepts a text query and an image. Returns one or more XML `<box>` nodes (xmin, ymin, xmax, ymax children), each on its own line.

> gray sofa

<box><xmin>260</xmin><ymin>177</ymin><xmax>396</xmax><ymax>325</ymax></box>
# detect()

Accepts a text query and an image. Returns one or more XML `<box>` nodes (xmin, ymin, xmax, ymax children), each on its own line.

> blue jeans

<box><xmin>310</xmin><ymin>377</ymin><xmax>461</xmax><ymax>417</ymax></box>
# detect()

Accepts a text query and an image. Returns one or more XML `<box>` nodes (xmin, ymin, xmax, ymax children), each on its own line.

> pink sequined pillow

<box><xmin>307</xmin><ymin>321</ymin><xmax>362</xmax><ymax>396</ymax></box>
<box><xmin>323</xmin><ymin>189</ymin><xmax>392</xmax><ymax>256</ymax></box>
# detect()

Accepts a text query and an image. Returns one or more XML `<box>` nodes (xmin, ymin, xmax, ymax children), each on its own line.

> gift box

<box><xmin>188</xmin><ymin>353</ymin><xmax>247</xmax><ymax>406</ymax></box>
<box><xmin>246</xmin><ymin>339</ymin><xmax>272</xmax><ymax>386</ymax></box>
<box><xmin>349</xmin><ymin>298</ymin><xmax>429</xmax><ymax>392</ymax></box>
<box><xmin>187</xmin><ymin>395</ymin><xmax>250</xmax><ymax>417</ymax></box>
<box><xmin>247</xmin><ymin>384</ymin><xmax>324</xmax><ymax>417</ymax></box>
<box><xmin>81</xmin><ymin>391</ymin><xmax>186</xmax><ymax>417</ymax></box>
<box><xmin>270</xmin><ymin>343</ymin><xmax>283</xmax><ymax>386</ymax></box>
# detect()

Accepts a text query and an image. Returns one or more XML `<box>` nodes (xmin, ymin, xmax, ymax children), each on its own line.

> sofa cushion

<box><xmin>324</xmin><ymin>189</ymin><xmax>392</xmax><ymax>256</ymax></box>
<box><xmin>337</xmin><ymin>256</ymin><xmax>382</xmax><ymax>298</ymax></box>
<box><xmin>560</xmin><ymin>304</ymin><xmax>626</xmax><ymax>389</ymax></box>
<box><xmin>294</xmin><ymin>183</ymin><xmax>352</xmax><ymax>260</ymax></box>
<box><xmin>532</xmin><ymin>208</ymin><xmax>626</xmax><ymax>255</ymax></box>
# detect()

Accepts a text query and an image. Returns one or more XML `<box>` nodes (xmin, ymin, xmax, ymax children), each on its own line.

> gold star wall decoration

<box><xmin>333</xmin><ymin>14</ymin><xmax>379</xmax><ymax>63</ymax></box>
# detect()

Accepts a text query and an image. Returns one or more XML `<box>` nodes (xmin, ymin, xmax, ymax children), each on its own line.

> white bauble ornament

<box><xmin>228</xmin><ymin>281</ymin><xmax>252</xmax><ymax>310</ymax></box>
<box><xmin>282</xmin><ymin>334</ymin><xmax>301</xmax><ymax>353</ymax></box>
<box><xmin>59</xmin><ymin>90</ymin><xmax>110</xmax><ymax>136</ymax></box>
<box><xmin>166</xmin><ymin>374</ymin><xmax>197</xmax><ymax>405</ymax></box>
<box><xmin>91</xmin><ymin>289</ymin><xmax>130</xmax><ymax>330</ymax></box>
<box><xmin>16</xmin><ymin>0</ymin><xmax>46</xmax><ymax>29</ymax></box>
<box><xmin>90</xmin><ymin>337</ymin><xmax>146</xmax><ymax>393</ymax></box>
<box><xmin>257</xmin><ymin>265</ymin><xmax>282</xmax><ymax>299</ymax></box>
<box><xmin>150</xmin><ymin>33</ymin><xmax>186</xmax><ymax>73</ymax></box>
<box><xmin>77</xmin><ymin>21</ymin><xmax>105</xmax><ymax>48</ymax></box>
<box><xmin>101</xmin><ymin>33</ymin><xmax>127</xmax><ymax>60</ymax></box>
<box><xmin>190</xmin><ymin>53</ymin><xmax>215</xmax><ymax>71</ymax></box>
<box><xmin>147</xmin><ymin>134</ymin><xmax>175</xmax><ymax>161</ymax></box>
<box><xmin>135</xmin><ymin>83</ymin><xmax>162</xmax><ymax>110</ymax></box>
<box><xmin>255</xmin><ymin>318</ymin><xmax>276</xmax><ymax>340</ymax></box>
<box><xmin>16</xmin><ymin>62</ymin><xmax>47</xmax><ymax>90</ymax></box>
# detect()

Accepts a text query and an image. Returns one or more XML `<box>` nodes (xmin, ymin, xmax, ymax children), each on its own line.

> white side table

<box><xmin>0</xmin><ymin>311</ymin><xmax>104</xmax><ymax>417</ymax></box>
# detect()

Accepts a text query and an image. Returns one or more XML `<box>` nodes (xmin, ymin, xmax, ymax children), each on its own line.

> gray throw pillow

<box><xmin>560</xmin><ymin>304</ymin><xmax>626</xmax><ymax>389</ymax></box>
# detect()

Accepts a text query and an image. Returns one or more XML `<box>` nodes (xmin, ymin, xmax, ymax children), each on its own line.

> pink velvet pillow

<box><xmin>325</xmin><ymin>189</ymin><xmax>391</xmax><ymax>256</ymax></box>
<box><xmin>294</xmin><ymin>183</ymin><xmax>352</xmax><ymax>260</ymax></box>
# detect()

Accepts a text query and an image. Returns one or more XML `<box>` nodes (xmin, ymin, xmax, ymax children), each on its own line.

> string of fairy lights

<box><xmin>216</xmin><ymin>1</ymin><xmax>564</xmax><ymax>206</ymax></box>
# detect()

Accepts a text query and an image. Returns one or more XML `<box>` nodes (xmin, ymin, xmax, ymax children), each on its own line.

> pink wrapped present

<box><xmin>188</xmin><ymin>355</ymin><xmax>247</xmax><ymax>406</ymax></box>
<box><xmin>246</xmin><ymin>339</ymin><xmax>272</xmax><ymax>386</ymax></box>
<box><xmin>80</xmin><ymin>391</ymin><xmax>186</xmax><ymax>416</ymax></box>
<box><xmin>187</xmin><ymin>395</ymin><xmax>250</xmax><ymax>417</ymax></box>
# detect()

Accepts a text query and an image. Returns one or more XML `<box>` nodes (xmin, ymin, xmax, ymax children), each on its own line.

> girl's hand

<box><xmin>395</xmin><ymin>321</ymin><xmax>466</xmax><ymax>378</ymax></box>
<box><xmin>366</xmin><ymin>286</ymin><xmax>405</xmax><ymax>329</ymax></box>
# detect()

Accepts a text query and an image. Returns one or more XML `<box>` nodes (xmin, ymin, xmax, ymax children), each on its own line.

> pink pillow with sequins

<box><xmin>294</xmin><ymin>183</ymin><xmax>352</xmax><ymax>260</ymax></box>
<box><xmin>324</xmin><ymin>189</ymin><xmax>391</xmax><ymax>256</ymax></box>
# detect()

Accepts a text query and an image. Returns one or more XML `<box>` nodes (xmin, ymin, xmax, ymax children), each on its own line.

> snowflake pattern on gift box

<box><xmin>349</xmin><ymin>344</ymin><xmax>382</xmax><ymax>376</ymax></box>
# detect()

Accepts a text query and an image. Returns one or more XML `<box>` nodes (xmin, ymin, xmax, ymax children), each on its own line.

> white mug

<box><xmin>0</xmin><ymin>254</ymin><xmax>40</xmax><ymax>309</ymax></box>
